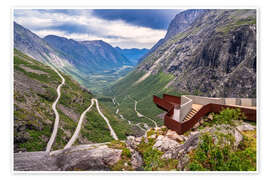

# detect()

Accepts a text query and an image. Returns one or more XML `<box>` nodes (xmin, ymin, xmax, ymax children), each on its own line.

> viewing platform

<box><xmin>153</xmin><ymin>94</ymin><xmax>256</xmax><ymax>135</ymax></box>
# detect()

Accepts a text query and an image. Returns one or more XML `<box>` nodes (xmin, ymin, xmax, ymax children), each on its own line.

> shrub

<box><xmin>143</xmin><ymin>148</ymin><xmax>165</xmax><ymax>170</ymax></box>
<box><xmin>108</xmin><ymin>140</ymin><xmax>126</xmax><ymax>149</ymax></box>
<box><xmin>187</xmin><ymin>132</ymin><xmax>256</xmax><ymax>171</ymax></box>
<box><xmin>122</xmin><ymin>148</ymin><xmax>132</xmax><ymax>158</ymax></box>
<box><xmin>212</xmin><ymin>108</ymin><xmax>246</xmax><ymax>126</ymax></box>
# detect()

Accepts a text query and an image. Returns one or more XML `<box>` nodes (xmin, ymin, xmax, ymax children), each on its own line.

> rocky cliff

<box><xmin>137</xmin><ymin>9</ymin><xmax>256</xmax><ymax>98</ymax></box>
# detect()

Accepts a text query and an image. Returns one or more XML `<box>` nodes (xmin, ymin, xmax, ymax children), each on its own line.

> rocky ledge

<box><xmin>14</xmin><ymin>118</ymin><xmax>256</xmax><ymax>171</ymax></box>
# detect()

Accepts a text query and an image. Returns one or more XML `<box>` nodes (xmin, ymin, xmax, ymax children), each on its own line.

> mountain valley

<box><xmin>13</xmin><ymin>9</ymin><xmax>257</xmax><ymax>171</ymax></box>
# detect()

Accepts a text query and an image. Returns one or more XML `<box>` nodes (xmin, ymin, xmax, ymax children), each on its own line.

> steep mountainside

<box><xmin>14</xmin><ymin>49</ymin><xmax>130</xmax><ymax>152</ymax></box>
<box><xmin>164</xmin><ymin>9</ymin><xmax>207</xmax><ymax>41</ymax></box>
<box><xmin>115</xmin><ymin>47</ymin><xmax>149</xmax><ymax>65</ymax></box>
<box><xmin>81</xmin><ymin>40</ymin><xmax>131</xmax><ymax>67</ymax></box>
<box><xmin>14</xmin><ymin>22</ymin><xmax>71</xmax><ymax>68</ymax></box>
<box><xmin>14</xmin><ymin>49</ymin><xmax>93</xmax><ymax>152</ymax></box>
<box><xmin>137</xmin><ymin>9</ymin><xmax>256</xmax><ymax>98</ymax></box>
<box><xmin>43</xmin><ymin>35</ymin><xmax>99</xmax><ymax>74</ymax></box>
<box><xmin>137</xmin><ymin>10</ymin><xmax>205</xmax><ymax>65</ymax></box>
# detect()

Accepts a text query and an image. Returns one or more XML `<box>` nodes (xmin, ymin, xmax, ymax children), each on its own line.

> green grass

<box><xmin>14</xmin><ymin>50</ymin><xmax>61</xmax><ymax>86</ymax></box>
<box><xmin>98</xmin><ymin>98</ymin><xmax>131</xmax><ymax>139</ymax></box>
<box><xmin>14</xmin><ymin>49</ymin><xmax>61</xmax><ymax>152</ymax></box>
<box><xmin>14</xmin><ymin>49</ymin><xmax>96</xmax><ymax>151</ymax></box>
<box><xmin>18</xmin><ymin>125</ymin><xmax>52</xmax><ymax>152</ymax></box>
<box><xmin>109</xmin><ymin>140</ymin><xmax>134</xmax><ymax>171</ymax></box>
<box><xmin>59</xmin><ymin>73</ymin><xmax>93</xmax><ymax>114</ymax></box>
<box><xmin>78</xmin><ymin>106</ymin><xmax>114</xmax><ymax>143</ymax></box>
<box><xmin>51</xmin><ymin>111</ymin><xmax>77</xmax><ymax>150</ymax></box>
<box><xmin>216</xmin><ymin>16</ymin><xmax>256</xmax><ymax>34</ymax></box>
<box><xmin>107</xmin><ymin>71</ymin><xmax>177</xmax><ymax>129</ymax></box>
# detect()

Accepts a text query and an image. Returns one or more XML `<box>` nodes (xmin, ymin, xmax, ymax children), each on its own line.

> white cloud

<box><xmin>14</xmin><ymin>9</ymin><xmax>167</xmax><ymax>49</ymax></box>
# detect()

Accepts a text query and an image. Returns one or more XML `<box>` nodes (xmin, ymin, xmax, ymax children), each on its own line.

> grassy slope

<box><xmin>106</xmin><ymin>70</ymin><xmax>178</xmax><ymax>128</ymax></box>
<box><xmin>14</xmin><ymin>49</ymin><xmax>61</xmax><ymax>152</ymax></box>
<box><xmin>74</xmin><ymin>98</ymin><xmax>131</xmax><ymax>144</ymax></box>
<box><xmin>77</xmin><ymin>106</ymin><xmax>114</xmax><ymax>143</ymax></box>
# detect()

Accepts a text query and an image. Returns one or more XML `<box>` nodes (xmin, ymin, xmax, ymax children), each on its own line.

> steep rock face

<box><xmin>137</xmin><ymin>9</ymin><xmax>256</xmax><ymax>98</ymax></box>
<box><xmin>14</xmin><ymin>22</ymin><xmax>50</xmax><ymax>63</ymax></box>
<box><xmin>164</xmin><ymin>9</ymin><xmax>207</xmax><ymax>41</ymax></box>
<box><xmin>138</xmin><ymin>10</ymin><xmax>206</xmax><ymax>65</ymax></box>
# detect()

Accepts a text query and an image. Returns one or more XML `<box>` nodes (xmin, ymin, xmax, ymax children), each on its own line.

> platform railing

<box><xmin>153</xmin><ymin>94</ymin><xmax>256</xmax><ymax>135</ymax></box>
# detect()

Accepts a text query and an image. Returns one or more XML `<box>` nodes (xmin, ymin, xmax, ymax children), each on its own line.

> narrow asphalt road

<box><xmin>64</xmin><ymin>99</ymin><xmax>95</xmax><ymax>149</ymax></box>
<box><xmin>128</xmin><ymin>96</ymin><xmax>158</xmax><ymax>129</ymax></box>
<box><xmin>46</xmin><ymin>66</ymin><xmax>65</xmax><ymax>153</ymax></box>
<box><xmin>94</xmin><ymin>99</ymin><xmax>118</xmax><ymax>140</ymax></box>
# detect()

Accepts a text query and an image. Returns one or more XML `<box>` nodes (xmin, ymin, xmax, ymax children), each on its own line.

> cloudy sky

<box><xmin>14</xmin><ymin>9</ymin><xmax>182</xmax><ymax>49</ymax></box>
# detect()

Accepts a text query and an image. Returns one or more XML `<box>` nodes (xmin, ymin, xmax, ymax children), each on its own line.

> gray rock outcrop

<box><xmin>14</xmin><ymin>144</ymin><xmax>122</xmax><ymax>171</ymax></box>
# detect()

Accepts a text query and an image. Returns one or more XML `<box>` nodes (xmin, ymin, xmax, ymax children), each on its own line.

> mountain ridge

<box><xmin>14</xmin><ymin>22</ymin><xmax>147</xmax><ymax>92</ymax></box>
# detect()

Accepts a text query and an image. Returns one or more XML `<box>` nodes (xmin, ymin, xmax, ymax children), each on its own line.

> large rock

<box><xmin>236</xmin><ymin>123</ymin><xmax>256</xmax><ymax>132</ymax></box>
<box><xmin>166</xmin><ymin>129</ymin><xmax>185</xmax><ymax>142</ymax></box>
<box><xmin>153</xmin><ymin>135</ymin><xmax>180</xmax><ymax>152</ymax></box>
<box><xmin>234</xmin><ymin>129</ymin><xmax>243</xmax><ymax>147</ymax></box>
<box><xmin>159</xmin><ymin>132</ymin><xmax>200</xmax><ymax>160</ymax></box>
<box><xmin>131</xmin><ymin>151</ymin><xmax>143</xmax><ymax>169</ymax></box>
<box><xmin>177</xmin><ymin>154</ymin><xmax>189</xmax><ymax>170</ymax></box>
<box><xmin>202</xmin><ymin>124</ymin><xmax>243</xmax><ymax>147</ymax></box>
<box><xmin>14</xmin><ymin>144</ymin><xmax>122</xmax><ymax>171</ymax></box>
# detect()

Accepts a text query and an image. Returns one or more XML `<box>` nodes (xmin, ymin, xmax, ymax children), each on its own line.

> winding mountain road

<box><xmin>112</xmin><ymin>97</ymin><xmax>147</xmax><ymax>132</ymax></box>
<box><xmin>128</xmin><ymin>96</ymin><xmax>158</xmax><ymax>129</ymax></box>
<box><xmin>64</xmin><ymin>99</ymin><xmax>95</xmax><ymax>149</ymax></box>
<box><xmin>46</xmin><ymin>66</ymin><xmax>65</xmax><ymax>153</ymax></box>
<box><xmin>94</xmin><ymin>99</ymin><xmax>118</xmax><ymax>140</ymax></box>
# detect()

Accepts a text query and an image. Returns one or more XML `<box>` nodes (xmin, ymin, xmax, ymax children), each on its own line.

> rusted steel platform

<box><xmin>153</xmin><ymin>94</ymin><xmax>256</xmax><ymax>135</ymax></box>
